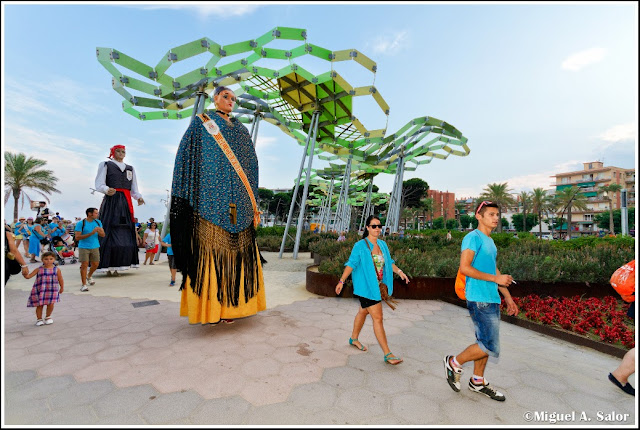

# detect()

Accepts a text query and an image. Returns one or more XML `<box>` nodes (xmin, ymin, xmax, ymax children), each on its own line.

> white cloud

<box><xmin>371</xmin><ymin>31</ymin><xmax>408</xmax><ymax>55</ymax></box>
<box><xmin>255</xmin><ymin>135</ymin><xmax>277</xmax><ymax>149</ymax></box>
<box><xmin>4</xmin><ymin>76</ymin><xmax>110</xmax><ymax>126</ymax></box>
<box><xmin>561</xmin><ymin>47</ymin><xmax>606</xmax><ymax>71</ymax></box>
<box><xmin>596</xmin><ymin>122</ymin><xmax>637</xmax><ymax>143</ymax></box>
<box><xmin>133</xmin><ymin>3</ymin><xmax>260</xmax><ymax>19</ymax></box>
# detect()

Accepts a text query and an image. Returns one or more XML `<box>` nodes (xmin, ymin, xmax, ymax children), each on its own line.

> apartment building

<box><xmin>551</xmin><ymin>161</ymin><xmax>635</xmax><ymax>236</ymax></box>
<box><xmin>426</xmin><ymin>189</ymin><xmax>456</xmax><ymax>220</ymax></box>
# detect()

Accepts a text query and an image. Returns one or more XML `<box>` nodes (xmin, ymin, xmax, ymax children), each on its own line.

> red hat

<box><xmin>108</xmin><ymin>145</ymin><xmax>126</xmax><ymax>159</ymax></box>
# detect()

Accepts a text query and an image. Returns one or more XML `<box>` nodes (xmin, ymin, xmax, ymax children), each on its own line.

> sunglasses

<box><xmin>368</xmin><ymin>224</ymin><xmax>383</xmax><ymax>229</ymax></box>
<box><xmin>476</xmin><ymin>200</ymin><xmax>493</xmax><ymax>215</ymax></box>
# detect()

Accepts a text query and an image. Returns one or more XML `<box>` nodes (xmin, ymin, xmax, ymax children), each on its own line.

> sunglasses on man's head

<box><xmin>368</xmin><ymin>224</ymin><xmax>383</xmax><ymax>229</ymax></box>
<box><xmin>476</xmin><ymin>200</ymin><xmax>493</xmax><ymax>215</ymax></box>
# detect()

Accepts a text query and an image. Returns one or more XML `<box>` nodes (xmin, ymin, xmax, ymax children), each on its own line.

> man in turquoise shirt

<box><xmin>74</xmin><ymin>208</ymin><xmax>105</xmax><ymax>292</ymax></box>
<box><xmin>444</xmin><ymin>201</ymin><xmax>518</xmax><ymax>401</ymax></box>
<box><xmin>160</xmin><ymin>233</ymin><xmax>177</xmax><ymax>287</ymax></box>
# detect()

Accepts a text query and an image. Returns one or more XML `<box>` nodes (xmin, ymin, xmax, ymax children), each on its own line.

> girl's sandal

<box><xmin>35</xmin><ymin>319</ymin><xmax>44</xmax><ymax>327</ymax></box>
<box><xmin>44</xmin><ymin>317</ymin><xmax>53</xmax><ymax>325</ymax></box>
<box><xmin>349</xmin><ymin>337</ymin><xmax>367</xmax><ymax>351</ymax></box>
<box><xmin>384</xmin><ymin>352</ymin><xmax>403</xmax><ymax>365</ymax></box>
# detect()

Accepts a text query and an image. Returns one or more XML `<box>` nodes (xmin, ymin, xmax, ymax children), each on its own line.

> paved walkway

<box><xmin>2</xmin><ymin>251</ymin><xmax>637</xmax><ymax>425</ymax></box>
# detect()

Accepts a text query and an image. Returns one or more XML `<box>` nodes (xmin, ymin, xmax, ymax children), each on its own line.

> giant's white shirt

<box><xmin>95</xmin><ymin>160</ymin><xmax>143</xmax><ymax>200</ymax></box>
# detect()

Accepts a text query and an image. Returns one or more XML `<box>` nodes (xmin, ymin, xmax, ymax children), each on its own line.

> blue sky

<box><xmin>2</xmin><ymin>2</ymin><xmax>637</xmax><ymax>223</ymax></box>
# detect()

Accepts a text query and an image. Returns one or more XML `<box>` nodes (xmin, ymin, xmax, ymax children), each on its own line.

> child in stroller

<box><xmin>51</xmin><ymin>236</ymin><xmax>77</xmax><ymax>265</ymax></box>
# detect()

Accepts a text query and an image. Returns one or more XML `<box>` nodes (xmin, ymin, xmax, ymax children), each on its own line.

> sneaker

<box><xmin>35</xmin><ymin>319</ymin><xmax>44</xmax><ymax>326</ymax></box>
<box><xmin>44</xmin><ymin>317</ymin><xmax>53</xmax><ymax>325</ymax></box>
<box><xmin>87</xmin><ymin>277</ymin><xmax>95</xmax><ymax>285</ymax></box>
<box><xmin>444</xmin><ymin>355</ymin><xmax>463</xmax><ymax>392</ymax></box>
<box><xmin>80</xmin><ymin>284</ymin><xmax>89</xmax><ymax>292</ymax></box>
<box><xmin>169</xmin><ymin>280</ymin><xmax>176</xmax><ymax>287</ymax></box>
<box><xmin>468</xmin><ymin>379</ymin><xmax>506</xmax><ymax>401</ymax></box>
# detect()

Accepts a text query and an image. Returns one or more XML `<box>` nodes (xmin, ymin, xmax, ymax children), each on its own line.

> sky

<box><xmin>2</xmin><ymin>1</ymin><xmax>638</xmax><ymax>223</ymax></box>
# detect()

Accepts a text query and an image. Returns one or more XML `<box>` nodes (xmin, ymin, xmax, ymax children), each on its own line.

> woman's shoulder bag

<box><xmin>364</xmin><ymin>239</ymin><xmax>398</xmax><ymax>310</ymax></box>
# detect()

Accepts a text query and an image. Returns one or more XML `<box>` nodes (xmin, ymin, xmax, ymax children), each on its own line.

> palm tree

<box><xmin>531</xmin><ymin>188</ymin><xmax>548</xmax><ymax>238</ymax></box>
<box><xmin>555</xmin><ymin>186</ymin><xmax>589</xmax><ymax>238</ymax></box>
<box><xmin>599</xmin><ymin>183</ymin><xmax>623</xmax><ymax>234</ymax></box>
<box><xmin>455</xmin><ymin>202</ymin><xmax>464</xmax><ymax>229</ymax></box>
<box><xmin>518</xmin><ymin>191</ymin><xmax>532</xmax><ymax>232</ymax></box>
<box><xmin>479</xmin><ymin>182</ymin><xmax>517</xmax><ymax>232</ymax></box>
<box><xmin>4</xmin><ymin>152</ymin><xmax>60</xmax><ymax>221</ymax></box>
<box><xmin>420</xmin><ymin>197</ymin><xmax>434</xmax><ymax>229</ymax></box>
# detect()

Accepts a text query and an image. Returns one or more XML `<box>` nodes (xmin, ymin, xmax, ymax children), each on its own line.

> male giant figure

<box><xmin>94</xmin><ymin>145</ymin><xmax>145</xmax><ymax>275</ymax></box>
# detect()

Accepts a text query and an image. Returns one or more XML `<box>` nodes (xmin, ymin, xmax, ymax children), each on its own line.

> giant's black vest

<box><xmin>104</xmin><ymin>161</ymin><xmax>133</xmax><ymax>190</ymax></box>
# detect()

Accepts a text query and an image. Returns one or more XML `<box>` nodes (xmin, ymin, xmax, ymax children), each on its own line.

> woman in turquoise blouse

<box><xmin>335</xmin><ymin>215</ymin><xmax>410</xmax><ymax>365</ymax></box>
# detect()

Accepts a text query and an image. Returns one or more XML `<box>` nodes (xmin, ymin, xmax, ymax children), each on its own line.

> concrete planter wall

<box><xmin>306</xmin><ymin>264</ymin><xmax>629</xmax><ymax>358</ymax></box>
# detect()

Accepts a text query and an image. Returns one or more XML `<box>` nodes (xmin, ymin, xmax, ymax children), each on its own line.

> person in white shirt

<box><xmin>94</xmin><ymin>145</ymin><xmax>145</xmax><ymax>276</ymax></box>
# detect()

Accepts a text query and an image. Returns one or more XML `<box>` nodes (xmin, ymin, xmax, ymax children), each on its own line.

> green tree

<box><xmin>599</xmin><ymin>184</ymin><xmax>623</xmax><ymax>234</ymax></box>
<box><xmin>445</xmin><ymin>218</ymin><xmax>458</xmax><ymax>230</ymax></box>
<box><xmin>402</xmin><ymin>178</ymin><xmax>429</xmax><ymax>209</ymax></box>
<box><xmin>420</xmin><ymin>196</ymin><xmax>434</xmax><ymax>228</ymax></box>
<box><xmin>432</xmin><ymin>216</ymin><xmax>444</xmax><ymax>229</ymax></box>
<box><xmin>595</xmin><ymin>208</ymin><xmax>635</xmax><ymax>234</ymax></box>
<box><xmin>479</xmin><ymin>182</ymin><xmax>517</xmax><ymax>232</ymax></box>
<box><xmin>518</xmin><ymin>191</ymin><xmax>532</xmax><ymax>232</ymax></box>
<box><xmin>258</xmin><ymin>188</ymin><xmax>274</xmax><ymax>219</ymax></box>
<box><xmin>460</xmin><ymin>214</ymin><xmax>474</xmax><ymax>229</ymax></box>
<box><xmin>269</xmin><ymin>192</ymin><xmax>291</xmax><ymax>223</ymax></box>
<box><xmin>454</xmin><ymin>202</ymin><xmax>464</xmax><ymax>229</ymax></box>
<box><xmin>511</xmin><ymin>213</ymin><xmax>539</xmax><ymax>232</ymax></box>
<box><xmin>554</xmin><ymin>186</ymin><xmax>589</xmax><ymax>238</ymax></box>
<box><xmin>4</xmin><ymin>152</ymin><xmax>61</xmax><ymax>221</ymax></box>
<box><xmin>531</xmin><ymin>188</ymin><xmax>548</xmax><ymax>238</ymax></box>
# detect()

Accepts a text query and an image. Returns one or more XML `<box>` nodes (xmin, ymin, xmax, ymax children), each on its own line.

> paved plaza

<box><xmin>2</xmin><ymin>250</ymin><xmax>637</xmax><ymax>426</ymax></box>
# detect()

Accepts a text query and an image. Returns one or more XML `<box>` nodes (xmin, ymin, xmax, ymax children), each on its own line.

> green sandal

<box><xmin>384</xmin><ymin>352</ymin><xmax>403</xmax><ymax>365</ymax></box>
<box><xmin>349</xmin><ymin>338</ymin><xmax>367</xmax><ymax>351</ymax></box>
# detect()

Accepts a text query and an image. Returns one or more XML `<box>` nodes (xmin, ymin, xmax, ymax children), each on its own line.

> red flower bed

<box><xmin>501</xmin><ymin>295</ymin><xmax>635</xmax><ymax>349</ymax></box>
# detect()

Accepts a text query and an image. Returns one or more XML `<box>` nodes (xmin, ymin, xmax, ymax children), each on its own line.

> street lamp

<box><xmin>602</xmin><ymin>190</ymin><xmax>615</xmax><ymax>235</ymax></box>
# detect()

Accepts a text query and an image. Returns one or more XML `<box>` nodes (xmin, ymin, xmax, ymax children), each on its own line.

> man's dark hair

<box><xmin>475</xmin><ymin>201</ymin><xmax>500</xmax><ymax>216</ymax></box>
<box><xmin>86</xmin><ymin>207</ymin><xmax>97</xmax><ymax>216</ymax></box>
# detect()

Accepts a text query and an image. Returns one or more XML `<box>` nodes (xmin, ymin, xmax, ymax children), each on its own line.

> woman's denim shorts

<box><xmin>467</xmin><ymin>301</ymin><xmax>500</xmax><ymax>358</ymax></box>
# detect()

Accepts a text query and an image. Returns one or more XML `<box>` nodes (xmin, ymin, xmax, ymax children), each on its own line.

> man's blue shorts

<box><xmin>467</xmin><ymin>301</ymin><xmax>500</xmax><ymax>358</ymax></box>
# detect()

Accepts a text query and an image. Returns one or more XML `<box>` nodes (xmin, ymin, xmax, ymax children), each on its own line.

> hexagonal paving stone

<box><xmin>235</xmin><ymin>343</ymin><xmax>276</xmax><ymax>359</ymax></box>
<box><xmin>8</xmin><ymin>375</ymin><xmax>76</xmax><ymax>402</ymax></box>
<box><xmin>309</xmin><ymin>349</ymin><xmax>349</xmax><ymax>368</ymax></box>
<box><xmin>288</xmin><ymin>381</ymin><xmax>338</xmax><ymax>413</ymax></box>
<box><xmin>152</xmin><ymin>367</ymin><xmax>208</xmax><ymax>393</ymax></box>
<box><xmin>63</xmin><ymin>341</ymin><xmax>108</xmax><ymax>357</ymax></box>
<box><xmin>138</xmin><ymin>390</ymin><xmax>204</xmax><ymax>425</ymax></box>
<box><xmin>110</xmin><ymin>364</ymin><xmax>165</xmax><ymax>388</ymax></box>
<box><xmin>107</xmin><ymin>332</ymin><xmax>149</xmax><ymax>346</ymax></box>
<box><xmin>241</xmin><ymin>357</ymin><xmax>282</xmax><ymax>377</ymax></box>
<box><xmin>239</xmin><ymin>375</ymin><xmax>297</xmax><ymax>406</ymax></box>
<box><xmin>191</xmin><ymin>371</ymin><xmax>247</xmax><ymax>398</ymax></box>
<box><xmin>4</xmin><ymin>370</ymin><xmax>38</xmax><ymax>390</ymax></box>
<box><xmin>74</xmin><ymin>360</ymin><xmax>132</xmax><ymax>382</ymax></box>
<box><xmin>322</xmin><ymin>366</ymin><xmax>367</xmax><ymax>389</ymax></box>
<box><xmin>37</xmin><ymin>355</ymin><xmax>95</xmax><ymax>378</ymax></box>
<box><xmin>366</xmin><ymin>371</ymin><xmax>411</xmax><ymax>394</ymax></box>
<box><xmin>265</xmin><ymin>333</ymin><xmax>302</xmax><ymax>348</ymax></box>
<box><xmin>92</xmin><ymin>384</ymin><xmax>159</xmax><ymax>418</ymax></box>
<box><xmin>391</xmin><ymin>393</ymin><xmax>442</xmax><ymax>424</ymax></box>
<box><xmin>48</xmin><ymin>379</ymin><xmax>116</xmax><ymax>409</ymax></box>
<box><xmin>336</xmin><ymin>387</ymin><xmax>389</xmax><ymax>422</ymax></box>
<box><xmin>94</xmin><ymin>344</ymin><xmax>139</xmax><ymax>361</ymax></box>
<box><xmin>190</xmin><ymin>396</ymin><xmax>251</xmax><ymax>424</ymax></box>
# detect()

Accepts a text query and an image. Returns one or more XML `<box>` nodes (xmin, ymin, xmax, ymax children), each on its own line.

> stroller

<box><xmin>50</xmin><ymin>234</ymin><xmax>78</xmax><ymax>265</ymax></box>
